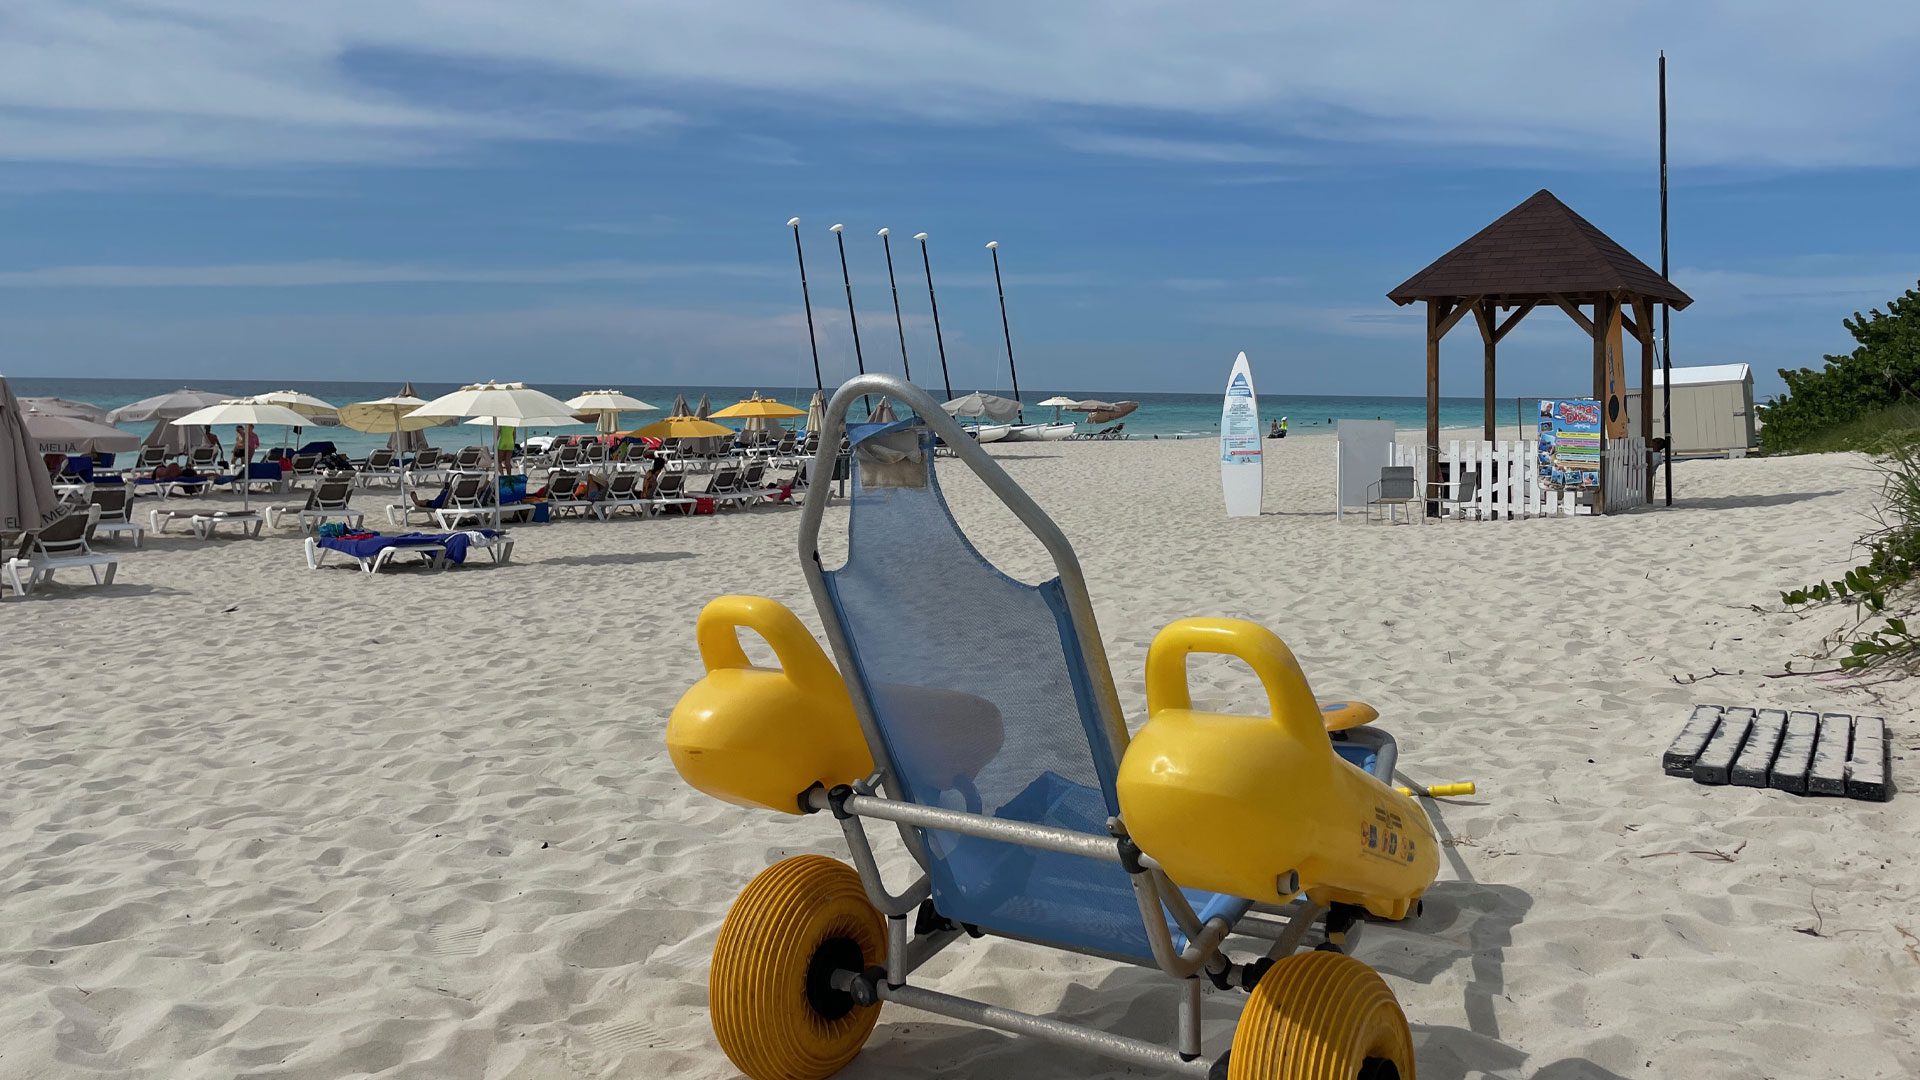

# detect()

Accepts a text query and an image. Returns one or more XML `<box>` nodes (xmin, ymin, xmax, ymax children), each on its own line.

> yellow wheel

<box><xmin>710</xmin><ymin>855</ymin><xmax>887</xmax><ymax>1080</ymax></box>
<box><xmin>1228</xmin><ymin>951</ymin><xmax>1415</xmax><ymax>1080</ymax></box>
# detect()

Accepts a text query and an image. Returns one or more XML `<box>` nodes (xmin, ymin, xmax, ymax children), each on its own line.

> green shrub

<box><xmin>1760</xmin><ymin>281</ymin><xmax>1920</xmax><ymax>454</ymax></box>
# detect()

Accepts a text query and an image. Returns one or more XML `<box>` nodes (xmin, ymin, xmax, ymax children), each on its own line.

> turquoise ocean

<box><xmin>13</xmin><ymin>377</ymin><xmax>1495</xmax><ymax>459</ymax></box>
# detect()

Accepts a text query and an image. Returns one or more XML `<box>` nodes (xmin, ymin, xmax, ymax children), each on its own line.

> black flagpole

<box><xmin>987</xmin><ymin>240</ymin><xmax>1023</xmax><ymax>422</ymax></box>
<box><xmin>831</xmin><ymin>223</ymin><xmax>868</xmax><ymax>416</ymax></box>
<box><xmin>915</xmin><ymin>232</ymin><xmax>954</xmax><ymax>401</ymax></box>
<box><xmin>879</xmin><ymin>228</ymin><xmax>911</xmax><ymax>383</ymax></box>
<box><xmin>787</xmin><ymin>217</ymin><xmax>823</xmax><ymax>394</ymax></box>
<box><xmin>1659</xmin><ymin>52</ymin><xmax>1674</xmax><ymax>506</ymax></box>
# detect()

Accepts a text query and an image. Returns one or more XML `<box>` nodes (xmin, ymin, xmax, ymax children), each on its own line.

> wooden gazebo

<box><xmin>1388</xmin><ymin>189</ymin><xmax>1691</xmax><ymax>510</ymax></box>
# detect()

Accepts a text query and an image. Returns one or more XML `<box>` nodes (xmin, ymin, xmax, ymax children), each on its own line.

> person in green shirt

<box><xmin>497</xmin><ymin>425</ymin><xmax>517</xmax><ymax>469</ymax></box>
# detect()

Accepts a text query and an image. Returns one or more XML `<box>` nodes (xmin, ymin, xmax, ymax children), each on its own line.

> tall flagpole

<box><xmin>1659</xmin><ymin>52</ymin><xmax>1674</xmax><ymax>506</ymax></box>
<box><xmin>879</xmin><ymin>228</ymin><xmax>911</xmax><ymax>382</ymax></box>
<box><xmin>986</xmin><ymin>240</ymin><xmax>1023</xmax><ymax>422</ymax></box>
<box><xmin>915</xmin><ymin>232</ymin><xmax>954</xmax><ymax>400</ymax></box>
<box><xmin>787</xmin><ymin>217</ymin><xmax>823</xmax><ymax>394</ymax></box>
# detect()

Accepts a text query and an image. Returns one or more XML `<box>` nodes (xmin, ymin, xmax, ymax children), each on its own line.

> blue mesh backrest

<box><xmin>820</xmin><ymin>422</ymin><xmax>1158</xmax><ymax>959</ymax></box>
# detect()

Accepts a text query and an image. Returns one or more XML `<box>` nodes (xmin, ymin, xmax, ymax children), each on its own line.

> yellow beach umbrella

<box><xmin>710</xmin><ymin>395</ymin><xmax>807</xmax><ymax>420</ymax></box>
<box><xmin>623</xmin><ymin>416</ymin><xmax>736</xmax><ymax>440</ymax></box>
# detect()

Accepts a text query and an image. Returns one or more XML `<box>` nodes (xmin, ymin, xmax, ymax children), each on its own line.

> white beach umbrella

<box><xmin>170</xmin><ymin>399</ymin><xmax>312</xmax><ymax>511</ymax></box>
<box><xmin>25</xmin><ymin>410</ymin><xmax>141</xmax><ymax>456</ymax></box>
<box><xmin>337</xmin><ymin>393</ymin><xmax>455</xmax><ymax>519</ymax></box>
<box><xmin>1</xmin><ymin>376</ymin><xmax>62</xmax><ymax>536</ymax></box>
<box><xmin>1035</xmin><ymin>395</ymin><xmax>1080</xmax><ymax>423</ymax></box>
<box><xmin>566</xmin><ymin>390</ymin><xmax>658</xmax><ymax>435</ymax></box>
<box><xmin>941</xmin><ymin>391</ymin><xmax>1021</xmax><ymax>421</ymax></box>
<box><xmin>409</xmin><ymin>381</ymin><xmax>579</xmax><ymax>529</ymax></box>
<box><xmin>256</xmin><ymin>390</ymin><xmax>341</xmax><ymax>425</ymax></box>
<box><xmin>21</xmin><ymin>397</ymin><xmax>111</xmax><ymax>423</ymax></box>
<box><xmin>107</xmin><ymin>387</ymin><xmax>226</xmax><ymax>423</ymax></box>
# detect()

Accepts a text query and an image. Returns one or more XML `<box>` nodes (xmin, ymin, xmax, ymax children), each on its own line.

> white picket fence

<box><xmin>1386</xmin><ymin>435</ymin><xmax>1647</xmax><ymax>519</ymax></box>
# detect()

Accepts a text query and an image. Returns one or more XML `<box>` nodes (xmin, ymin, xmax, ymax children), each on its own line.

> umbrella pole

<box><xmin>242</xmin><ymin>424</ymin><xmax>253</xmax><ymax>512</ymax></box>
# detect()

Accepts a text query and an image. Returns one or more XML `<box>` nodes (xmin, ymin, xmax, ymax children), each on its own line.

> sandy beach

<box><xmin>3</xmin><ymin>432</ymin><xmax>1915</xmax><ymax>1080</ymax></box>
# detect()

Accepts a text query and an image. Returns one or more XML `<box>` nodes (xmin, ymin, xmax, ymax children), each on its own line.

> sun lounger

<box><xmin>5</xmin><ymin>507</ymin><xmax>119</xmax><ymax>596</ymax></box>
<box><xmin>665</xmin><ymin>375</ymin><xmax>1457</xmax><ymax>1080</ymax></box>
<box><xmin>593</xmin><ymin>470</ymin><xmax>651</xmax><ymax>520</ymax></box>
<box><xmin>539</xmin><ymin>468</ymin><xmax>594</xmax><ymax>519</ymax></box>
<box><xmin>267</xmin><ymin>475</ymin><xmax>364</xmax><ymax>534</ymax></box>
<box><xmin>88</xmin><ymin>488</ymin><xmax>146</xmax><ymax>548</ymax></box>
<box><xmin>431</xmin><ymin>474</ymin><xmax>535</xmax><ymax>529</ymax></box>
<box><xmin>356</xmin><ymin>448</ymin><xmax>403</xmax><ymax>488</ymax></box>
<box><xmin>190</xmin><ymin>510</ymin><xmax>264</xmax><ymax>539</ymax></box>
<box><xmin>304</xmin><ymin>528</ymin><xmax>512</xmax><ymax>573</ymax></box>
<box><xmin>186</xmin><ymin>444</ymin><xmax>221</xmax><ymax>474</ymax></box>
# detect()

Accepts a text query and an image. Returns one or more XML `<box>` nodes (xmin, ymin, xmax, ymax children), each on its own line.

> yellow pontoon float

<box><xmin>669</xmin><ymin>374</ymin><xmax>1467</xmax><ymax>1080</ymax></box>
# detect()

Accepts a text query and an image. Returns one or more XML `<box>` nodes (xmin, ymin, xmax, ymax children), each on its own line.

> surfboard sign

<box><xmin>1220</xmin><ymin>351</ymin><xmax>1263</xmax><ymax>517</ymax></box>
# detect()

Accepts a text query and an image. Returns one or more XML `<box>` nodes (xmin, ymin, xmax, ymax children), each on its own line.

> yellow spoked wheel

<box><xmin>1228</xmin><ymin>951</ymin><xmax>1415</xmax><ymax>1080</ymax></box>
<box><xmin>710</xmin><ymin>855</ymin><xmax>887</xmax><ymax>1080</ymax></box>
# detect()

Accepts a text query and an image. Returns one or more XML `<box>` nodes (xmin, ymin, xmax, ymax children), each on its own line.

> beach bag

<box><xmin>693</xmin><ymin>497</ymin><xmax>717</xmax><ymax>515</ymax></box>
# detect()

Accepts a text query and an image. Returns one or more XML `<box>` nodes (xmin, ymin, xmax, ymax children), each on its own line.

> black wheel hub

<box><xmin>1358</xmin><ymin>1057</ymin><xmax>1400</xmax><ymax>1080</ymax></box>
<box><xmin>804</xmin><ymin>936</ymin><xmax>865</xmax><ymax>1021</ymax></box>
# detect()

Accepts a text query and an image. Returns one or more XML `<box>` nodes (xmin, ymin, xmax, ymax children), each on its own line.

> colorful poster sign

<box><xmin>1537</xmin><ymin>398</ymin><xmax>1601</xmax><ymax>490</ymax></box>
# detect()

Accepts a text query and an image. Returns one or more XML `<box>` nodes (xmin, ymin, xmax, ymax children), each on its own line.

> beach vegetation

<box><xmin>1782</xmin><ymin>442</ymin><xmax>1920</xmax><ymax>672</ymax></box>
<box><xmin>1760</xmin><ymin>280</ymin><xmax>1920</xmax><ymax>454</ymax></box>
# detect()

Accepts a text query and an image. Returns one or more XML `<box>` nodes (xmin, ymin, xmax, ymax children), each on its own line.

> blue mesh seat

<box><xmin>819</xmin><ymin>420</ymin><xmax>1250</xmax><ymax>962</ymax></box>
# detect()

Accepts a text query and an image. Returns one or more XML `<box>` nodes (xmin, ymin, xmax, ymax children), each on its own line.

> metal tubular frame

<box><xmin>790</xmin><ymin>374</ymin><xmax>1348</xmax><ymax>1073</ymax></box>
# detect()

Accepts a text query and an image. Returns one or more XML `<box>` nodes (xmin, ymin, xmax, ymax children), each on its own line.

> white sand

<box><xmin>2</xmin><ymin>435</ymin><xmax>1915</xmax><ymax>1079</ymax></box>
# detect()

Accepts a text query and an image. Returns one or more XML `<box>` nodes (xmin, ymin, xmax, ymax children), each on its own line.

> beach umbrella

<box><xmin>622</xmin><ymin>416</ymin><xmax>736</xmax><ymax>440</ymax></box>
<box><xmin>169</xmin><ymin>399</ymin><xmax>312</xmax><ymax>512</ymax></box>
<box><xmin>871</xmin><ymin>398</ymin><xmax>899</xmax><ymax>423</ymax></box>
<box><xmin>256</xmin><ymin>390</ymin><xmax>341</xmax><ymax>425</ymax></box>
<box><xmin>1</xmin><ymin>376</ymin><xmax>62</xmax><ymax>536</ymax></box>
<box><xmin>337</xmin><ymin>390</ymin><xmax>456</xmax><ymax>516</ymax></box>
<box><xmin>696</xmin><ymin>394</ymin><xmax>713</xmax><ymax>419</ymax></box>
<box><xmin>1035</xmin><ymin>395</ymin><xmax>1081</xmax><ymax>424</ymax></box>
<box><xmin>1085</xmin><ymin>400</ymin><xmax>1139</xmax><ymax>425</ymax></box>
<box><xmin>141</xmin><ymin>419</ymin><xmax>205</xmax><ymax>456</ymax></box>
<box><xmin>566</xmin><ymin>390</ymin><xmax>658</xmax><ymax>435</ymax></box>
<box><xmin>409</xmin><ymin>381</ymin><xmax>579</xmax><ymax>528</ymax></box>
<box><xmin>710</xmin><ymin>394</ymin><xmax>808</xmax><ymax>420</ymax></box>
<box><xmin>21</xmin><ymin>397</ymin><xmax>111</xmax><ymax>423</ymax></box>
<box><xmin>941</xmin><ymin>392</ymin><xmax>1021</xmax><ymax>422</ymax></box>
<box><xmin>804</xmin><ymin>390</ymin><xmax>825</xmax><ymax>438</ymax></box>
<box><xmin>107</xmin><ymin>387</ymin><xmax>226</xmax><ymax>424</ymax></box>
<box><xmin>24</xmin><ymin>410</ymin><xmax>140</xmax><ymax>456</ymax></box>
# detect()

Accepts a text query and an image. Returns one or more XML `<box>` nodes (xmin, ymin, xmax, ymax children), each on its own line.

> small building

<box><xmin>1625</xmin><ymin>363</ymin><xmax>1756</xmax><ymax>457</ymax></box>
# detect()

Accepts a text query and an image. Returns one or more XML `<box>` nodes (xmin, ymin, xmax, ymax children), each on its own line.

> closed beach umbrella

<box><xmin>24</xmin><ymin>411</ymin><xmax>141</xmax><ymax>456</ymax></box>
<box><xmin>21</xmin><ymin>397</ymin><xmax>111</xmax><ymax>423</ymax></box>
<box><xmin>171</xmin><ymin>399</ymin><xmax>313</xmax><ymax>511</ymax></box>
<box><xmin>696</xmin><ymin>394</ymin><xmax>712</xmax><ymax>419</ymax></box>
<box><xmin>1</xmin><ymin>376</ymin><xmax>62</xmax><ymax>536</ymax></box>
<box><xmin>804</xmin><ymin>390</ymin><xmax>825</xmax><ymax>438</ymax></box>
<box><xmin>871</xmin><ymin>397</ymin><xmax>898</xmax><ymax>423</ymax></box>
<box><xmin>409</xmin><ymin>381</ymin><xmax>579</xmax><ymax>528</ymax></box>
<box><xmin>566</xmin><ymin>390</ymin><xmax>658</xmax><ymax>435</ymax></box>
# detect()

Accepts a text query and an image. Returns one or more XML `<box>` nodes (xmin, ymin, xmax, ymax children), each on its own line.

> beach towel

<box><xmin>315</xmin><ymin>529</ymin><xmax>501</xmax><ymax>566</ymax></box>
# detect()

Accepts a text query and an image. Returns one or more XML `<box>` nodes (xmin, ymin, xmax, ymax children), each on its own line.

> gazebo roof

<box><xmin>1388</xmin><ymin>189</ymin><xmax>1691</xmax><ymax>309</ymax></box>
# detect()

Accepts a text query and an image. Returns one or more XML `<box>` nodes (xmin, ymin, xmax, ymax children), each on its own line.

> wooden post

<box><xmin>1592</xmin><ymin>295</ymin><xmax>1616</xmax><ymax>514</ymax></box>
<box><xmin>1636</xmin><ymin>297</ymin><xmax>1656</xmax><ymax>497</ymax></box>
<box><xmin>1427</xmin><ymin>300</ymin><xmax>1441</xmax><ymax>511</ymax></box>
<box><xmin>1473</xmin><ymin>300</ymin><xmax>1497</xmax><ymax>440</ymax></box>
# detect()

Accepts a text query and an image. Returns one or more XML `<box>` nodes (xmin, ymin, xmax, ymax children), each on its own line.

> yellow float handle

<box><xmin>695</xmin><ymin>595</ymin><xmax>843</xmax><ymax>691</ymax></box>
<box><xmin>1144</xmin><ymin>618</ymin><xmax>1325</xmax><ymax>745</ymax></box>
<box><xmin>1395</xmin><ymin>782</ymin><xmax>1477</xmax><ymax>798</ymax></box>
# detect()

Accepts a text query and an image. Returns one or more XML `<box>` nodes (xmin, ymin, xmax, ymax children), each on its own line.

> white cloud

<box><xmin>3</xmin><ymin>2</ymin><xmax>1917</xmax><ymax>168</ymax></box>
<box><xmin>1056</xmin><ymin>133</ymin><xmax>1306</xmax><ymax>165</ymax></box>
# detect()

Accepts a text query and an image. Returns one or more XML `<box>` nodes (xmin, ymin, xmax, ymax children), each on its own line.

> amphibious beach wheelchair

<box><xmin>668</xmin><ymin>375</ymin><xmax>1461</xmax><ymax>1080</ymax></box>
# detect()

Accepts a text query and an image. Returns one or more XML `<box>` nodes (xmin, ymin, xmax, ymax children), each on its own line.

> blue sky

<box><xmin>2</xmin><ymin>2</ymin><xmax>1918</xmax><ymax>400</ymax></box>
